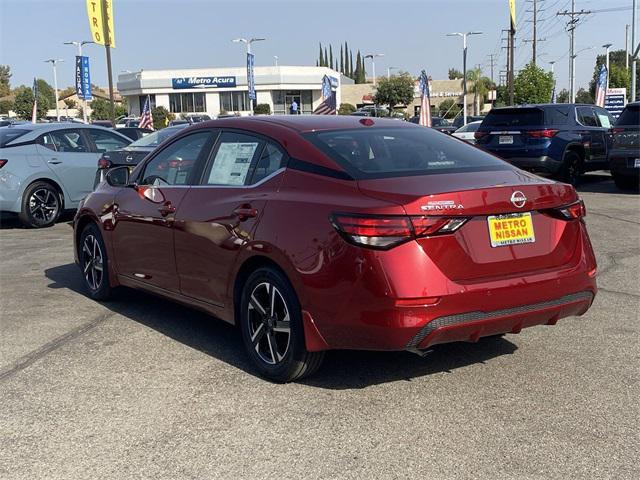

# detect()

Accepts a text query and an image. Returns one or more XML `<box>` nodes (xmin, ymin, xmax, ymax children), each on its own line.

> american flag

<box><xmin>313</xmin><ymin>75</ymin><xmax>337</xmax><ymax>115</ymax></box>
<box><xmin>31</xmin><ymin>78</ymin><xmax>38</xmax><ymax>124</ymax></box>
<box><xmin>595</xmin><ymin>64</ymin><xmax>608</xmax><ymax>107</ymax></box>
<box><xmin>139</xmin><ymin>95</ymin><xmax>154</xmax><ymax>130</ymax></box>
<box><xmin>418</xmin><ymin>70</ymin><xmax>432</xmax><ymax>127</ymax></box>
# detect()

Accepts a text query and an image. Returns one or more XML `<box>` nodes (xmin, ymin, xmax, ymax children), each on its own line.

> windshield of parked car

<box><xmin>616</xmin><ymin>105</ymin><xmax>640</xmax><ymax>126</ymax></box>
<box><xmin>455</xmin><ymin>122</ymin><xmax>481</xmax><ymax>133</ymax></box>
<box><xmin>0</xmin><ymin>128</ymin><xmax>30</xmax><ymax>147</ymax></box>
<box><xmin>305</xmin><ymin>126</ymin><xmax>511</xmax><ymax>179</ymax></box>
<box><xmin>128</xmin><ymin>126</ymin><xmax>186</xmax><ymax>148</ymax></box>
<box><xmin>482</xmin><ymin>108</ymin><xmax>544</xmax><ymax>127</ymax></box>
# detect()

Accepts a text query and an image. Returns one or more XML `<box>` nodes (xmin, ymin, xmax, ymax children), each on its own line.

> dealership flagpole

<box><xmin>100</xmin><ymin>0</ymin><xmax>116</xmax><ymax>126</ymax></box>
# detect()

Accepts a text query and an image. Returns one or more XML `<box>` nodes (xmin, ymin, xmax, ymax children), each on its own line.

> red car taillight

<box><xmin>541</xmin><ymin>200</ymin><xmax>586</xmax><ymax>220</ymax></box>
<box><xmin>527</xmin><ymin>129</ymin><xmax>559</xmax><ymax>138</ymax></box>
<box><xmin>0</xmin><ymin>159</ymin><xmax>7</xmax><ymax>169</ymax></box>
<box><xmin>474</xmin><ymin>131</ymin><xmax>489</xmax><ymax>140</ymax></box>
<box><xmin>97</xmin><ymin>157</ymin><xmax>112</xmax><ymax>169</ymax></box>
<box><xmin>331</xmin><ymin>214</ymin><xmax>468</xmax><ymax>249</ymax></box>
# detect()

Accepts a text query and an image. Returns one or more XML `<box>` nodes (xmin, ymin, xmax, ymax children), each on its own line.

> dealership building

<box><xmin>117</xmin><ymin>66</ymin><xmax>351</xmax><ymax>117</ymax></box>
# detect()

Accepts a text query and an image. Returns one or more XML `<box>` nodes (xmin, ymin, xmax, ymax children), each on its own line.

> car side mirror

<box><xmin>105</xmin><ymin>166</ymin><xmax>130</xmax><ymax>187</ymax></box>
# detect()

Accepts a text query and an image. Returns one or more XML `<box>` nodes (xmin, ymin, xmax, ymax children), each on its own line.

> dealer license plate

<box><xmin>487</xmin><ymin>212</ymin><xmax>535</xmax><ymax>248</ymax></box>
<box><xmin>499</xmin><ymin>135</ymin><xmax>514</xmax><ymax>145</ymax></box>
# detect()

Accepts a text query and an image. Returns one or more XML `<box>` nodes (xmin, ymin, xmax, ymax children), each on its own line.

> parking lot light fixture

<box><xmin>64</xmin><ymin>41</ymin><xmax>95</xmax><ymax>123</ymax></box>
<box><xmin>364</xmin><ymin>53</ymin><xmax>384</xmax><ymax>86</ymax></box>
<box><xmin>232</xmin><ymin>37</ymin><xmax>266</xmax><ymax>111</ymax></box>
<box><xmin>44</xmin><ymin>58</ymin><xmax>64</xmax><ymax>122</ymax></box>
<box><xmin>387</xmin><ymin>66</ymin><xmax>399</xmax><ymax>79</ymax></box>
<box><xmin>447</xmin><ymin>31</ymin><xmax>482</xmax><ymax>126</ymax></box>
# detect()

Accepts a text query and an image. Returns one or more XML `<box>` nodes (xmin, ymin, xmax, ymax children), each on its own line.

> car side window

<box><xmin>577</xmin><ymin>107</ymin><xmax>598</xmax><ymax>127</ymax></box>
<box><xmin>203</xmin><ymin>132</ymin><xmax>264</xmax><ymax>186</ymax></box>
<box><xmin>48</xmin><ymin>129</ymin><xmax>90</xmax><ymax>153</ymax></box>
<box><xmin>594</xmin><ymin>107</ymin><xmax>614</xmax><ymax>128</ymax></box>
<box><xmin>140</xmin><ymin>131</ymin><xmax>211</xmax><ymax>186</ymax></box>
<box><xmin>249</xmin><ymin>142</ymin><xmax>285</xmax><ymax>184</ymax></box>
<box><xmin>40</xmin><ymin>134</ymin><xmax>57</xmax><ymax>151</ymax></box>
<box><xmin>86</xmin><ymin>129</ymin><xmax>130</xmax><ymax>152</ymax></box>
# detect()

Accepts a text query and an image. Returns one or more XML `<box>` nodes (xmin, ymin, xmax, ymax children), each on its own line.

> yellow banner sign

<box><xmin>86</xmin><ymin>0</ymin><xmax>116</xmax><ymax>47</ymax></box>
<box><xmin>509</xmin><ymin>0</ymin><xmax>517</xmax><ymax>32</ymax></box>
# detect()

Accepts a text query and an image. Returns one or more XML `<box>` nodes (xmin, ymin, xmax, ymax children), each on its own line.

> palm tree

<box><xmin>466</xmin><ymin>68</ymin><xmax>494</xmax><ymax>115</ymax></box>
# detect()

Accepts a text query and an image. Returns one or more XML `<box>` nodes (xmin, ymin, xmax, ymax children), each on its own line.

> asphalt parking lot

<box><xmin>0</xmin><ymin>172</ymin><xmax>638</xmax><ymax>480</ymax></box>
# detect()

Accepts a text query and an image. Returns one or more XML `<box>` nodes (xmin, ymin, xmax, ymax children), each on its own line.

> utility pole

<box><xmin>557</xmin><ymin>1</ymin><xmax>591</xmax><ymax>103</ymax></box>
<box><xmin>44</xmin><ymin>59</ymin><xmax>64</xmax><ymax>121</ymax></box>
<box><xmin>524</xmin><ymin>0</ymin><xmax>546</xmax><ymax>65</ymax></box>
<box><xmin>632</xmin><ymin>0</ymin><xmax>637</xmax><ymax>101</ymax></box>
<box><xmin>626</xmin><ymin>24</ymin><xmax>630</xmax><ymax>70</ymax></box>
<box><xmin>509</xmin><ymin>29</ymin><xmax>515</xmax><ymax>105</ymax></box>
<box><xmin>99</xmin><ymin>0</ymin><xmax>116</xmax><ymax>127</ymax></box>
<box><xmin>488</xmin><ymin>54</ymin><xmax>496</xmax><ymax>84</ymax></box>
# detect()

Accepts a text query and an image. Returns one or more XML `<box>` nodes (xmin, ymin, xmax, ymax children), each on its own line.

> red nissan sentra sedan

<box><xmin>74</xmin><ymin>116</ymin><xmax>597</xmax><ymax>382</ymax></box>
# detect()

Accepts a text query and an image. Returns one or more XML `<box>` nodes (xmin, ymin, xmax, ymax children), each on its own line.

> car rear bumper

<box><xmin>610</xmin><ymin>152</ymin><xmax>640</xmax><ymax>178</ymax></box>
<box><xmin>495</xmin><ymin>154</ymin><xmax>563</xmax><ymax>175</ymax></box>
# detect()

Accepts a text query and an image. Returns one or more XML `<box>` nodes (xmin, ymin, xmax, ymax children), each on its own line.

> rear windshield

<box><xmin>0</xmin><ymin>129</ymin><xmax>30</xmax><ymax>147</ymax></box>
<box><xmin>129</xmin><ymin>126</ymin><xmax>185</xmax><ymax>147</ymax></box>
<box><xmin>482</xmin><ymin>108</ymin><xmax>544</xmax><ymax>127</ymax></box>
<box><xmin>304</xmin><ymin>126</ymin><xmax>512</xmax><ymax>179</ymax></box>
<box><xmin>616</xmin><ymin>105</ymin><xmax>640</xmax><ymax>126</ymax></box>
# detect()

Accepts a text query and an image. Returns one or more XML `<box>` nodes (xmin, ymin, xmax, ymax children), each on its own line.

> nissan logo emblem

<box><xmin>511</xmin><ymin>191</ymin><xmax>527</xmax><ymax>208</ymax></box>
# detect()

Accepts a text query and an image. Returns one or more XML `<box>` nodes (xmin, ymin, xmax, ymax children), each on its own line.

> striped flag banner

<box><xmin>313</xmin><ymin>75</ymin><xmax>337</xmax><ymax>115</ymax></box>
<box><xmin>139</xmin><ymin>95</ymin><xmax>154</xmax><ymax>130</ymax></box>
<box><xmin>595</xmin><ymin>64</ymin><xmax>607</xmax><ymax>107</ymax></box>
<box><xmin>418</xmin><ymin>70</ymin><xmax>432</xmax><ymax>127</ymax></box>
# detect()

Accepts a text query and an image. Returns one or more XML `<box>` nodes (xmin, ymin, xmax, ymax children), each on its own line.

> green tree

<box><xmin>329</xmin><ymin>45</ymin><xmax>334</xmax><ymax>71</ymax></box>
<box><xmin>349</xmin><ymin>49</ymin><xmax>354</xmax><ymax>78</ymax></box>
<box><xmin>0</xmin><ymin>65</ymin><xmax>11</xmax><ymax>97</ymax></box>
<box><xmin>575</xmin><ymin>88</ymin><xmax>593</xmax><ymax>104</ymax></box>
<box><xmin>437</xmin><ymin>98</ymin><xmax>461</xmax><ymax>118</ymax></box>
<box><xmin>495</xmin><ymin>85</ymin><xmax>509</xmax><ymax>106</ymax></box>
<box><xmin>448</xmin><ymin>68</ymin><xmax>463</xmax><ymax>80</ymax></box>
<box><xmin>151</xmin><ymin>106</ymin><xmax>174</xmax><ymax>130</ymax></box>
<box><xmin>89</xmin><ymin>97</ymin><xmax>111</xmax><ymax>120</ymax></box>
<box><xmin>253</xmin><ymin>103</ymin><xmax>271</xmax><ymax>115</ymax></box>
<box><xmin>589</xmin><ymin>50</ymin><xmax>637</xmax><ymax>101</ymax></box>
<box><xmin>36</xmin><ymin>79</ymin><xmax>56</xmax><ymax>107</ymax></box>
<box><xmin>13</xmin><ymin>85</ymin><xmax>50</xmax><ymax>119</ymax></box>
<box><xmin>338</xmin><ymin>102</ymin><xmax>356</xmax><ymax>115</ymax></box>
<box><xmin>63</xmin><ymin>98</ymin><xmax>76</xmax><ymax>109</ymax></box>
<box><xmin>319</xmin><ymin>43</ymin><xmax>325</xmax><ymax>67</ymax></box>
<box><xmin>557</xmin><ymin>88</ymin><xmax>570</xmax><ymax>103</ymax></box>
<box><xmin>0</xmin><ymin>99</ymin><xmax>13</xmax><ymax>114</ymax></box>
<box><xmin>373</xmin><ymin>72</ymin><xmax>415</xmax><ymax>113</ymax></box>
<box><xmin>340</xmin><ymin>45</ymin><xmax>344</xmax><ymax>74</ymax></box>
<box><xmin>513</xmin><ymin>62</ymin><xmax>554</xmax><ymax>105</ymax></box>
<box><xmin>466</xmin><ymin>68</ymin><xmax>494</xmax><ymax>115</ymax></box>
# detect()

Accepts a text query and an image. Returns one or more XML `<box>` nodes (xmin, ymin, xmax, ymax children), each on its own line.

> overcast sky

<box><xmin>0</xmin><ymin>0</ymin><xmax>635</xmax><ymax>93</ymax></box>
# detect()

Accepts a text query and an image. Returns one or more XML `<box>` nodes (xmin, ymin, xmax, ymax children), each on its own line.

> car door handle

<box><xmin>48</xmin><ymin>158</ymin><xmax>62</xmax><ymax>164</ymax></box>
<box><xmin>158</xmin><ymin>202</ymin><xmax>176</xmax><ymax>217</ymax></box>
<box><xmin>233</xmin><ymin>207</ymin><xmax>258</xmax><ymax>219</ymax></box>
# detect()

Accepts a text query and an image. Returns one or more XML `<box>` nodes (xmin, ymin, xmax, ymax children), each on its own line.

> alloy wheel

<box><xmin>82</xmin><ymin>234</ymin><xmax>104</xmax><ymax>291</ymax></box>
<box><xmin>28</xmin><ymin>188</ymin><xmax>59</xmax><ymax>224</ymax></box>
<box><xmin>247</xmin><ymin>282</ymin><xmax>291</xmax><ymax>365</ymax></box>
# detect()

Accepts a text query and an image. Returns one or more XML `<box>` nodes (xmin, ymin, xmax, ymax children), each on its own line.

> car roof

<box><xmin>2</xmin><ymin>122</ymin><xmax>129</xmax><ymax>144</ymax></box>
<box><xmin>191</xmin><ymin>115</ymin><xmax>414</xmax><ymax>133</ymax></box>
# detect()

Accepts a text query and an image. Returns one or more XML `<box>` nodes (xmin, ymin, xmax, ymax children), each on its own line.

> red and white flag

<box><xmin>139</xmin><ymin>95</ymin><xmax>154</xmax><ymax>130</ymax></box>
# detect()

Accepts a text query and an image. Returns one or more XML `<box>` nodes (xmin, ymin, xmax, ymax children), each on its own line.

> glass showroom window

<box><xmin>219</xmin><ymin>92</ymin><xmax>250</xmax><ymax>112</ymax></box>
<box><xmin>169</xmin><ymin>93</ymin><xmax>206</xmax><ymax>113</ymax></box>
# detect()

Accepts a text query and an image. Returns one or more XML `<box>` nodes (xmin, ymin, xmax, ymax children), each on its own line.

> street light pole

<box><xmin>447</xmin><ymin>31</ymin><xmax>482</xmax><ymax>126</ymax></box>
<box><xmin>364</xmin><ymin>54</ymin><xmax>384</xmax><ymax>86</ymax></box>
<box><xmin>64</xmin><ymin>40</ymin><xmax>95</xmax><ymax>123</ymax></box>
<box><xmin>44</xmin><ymin>59</ymin><xmax>64</xmax><ymax>121</ymax></box>
<box><xmin>273</xmin><ymin>55</ymin><xmax>278</xmax><ymax>66</ymax></box>
<box><xmin>387</xmin><ymin>66</ymin><xmax>398</xmax><ymax>79</ymax></box>
<box><xmin>232</xmin><ymin>37</ymin><xmax>266</xmax><ymax>112</ymax></box>
<box><xmin>632</xmin><ymin>0</ymin><xmax>637</xmax><ymax>101</ymax></box>
<box><xmin>603</xmin><ymin>43</ymin><xmax>613</xmax><ymax>90</ymax></box>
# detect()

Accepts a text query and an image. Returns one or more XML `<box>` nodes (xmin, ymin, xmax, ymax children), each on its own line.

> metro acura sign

<box><xmin>171</xmin><ymin>76</ymin><xmax>237</xmax><ymax>89</ymax></box>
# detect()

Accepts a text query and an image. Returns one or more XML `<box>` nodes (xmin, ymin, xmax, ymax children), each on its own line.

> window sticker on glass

<box><xmin>208</xmin><ymin>141</ymin><xmax>259</xmax><ymax>185</ymax></box>
<box><xmin>597</xmin><ymin>114</ymin><xmax>611</xmax><ymax>128</ymax></box>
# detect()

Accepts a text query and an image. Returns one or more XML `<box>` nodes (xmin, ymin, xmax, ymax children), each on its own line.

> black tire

<box><xmin>18</xmin><ymin>181</ymin><xmax>62</xmax><ymax>228</ymax></box>
<box><xmin>612</xmin><ymin>172</ymin><xmax>640</xmax><ymax>192</ymax></box>
<box><xmin>79</xmin><ymin>222</ymin><xmax>112</xmax><ymax>301</ymax></box>
<box><xmin>239</xmin><ymin>267</ymin><xmax>324</xmax><ymax>383</ymax></box>
<box><xmin>559</xmin><ymin>150</ymin><xmax>582</xmax><ymax>186</ymax></box>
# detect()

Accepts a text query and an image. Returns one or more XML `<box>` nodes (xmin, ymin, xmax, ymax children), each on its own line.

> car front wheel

<box><xmin>79</xmin><ymin>223</ymin><xmax>112</xmax><ymax>301</ymax></box>
<box><xmin>559</xmin><ymin>151</ymin><xmax>582</xmax><ymax>186</ymax></box>
<box><xmin>18</xmin><ymin>181</ymin><xmax>62</xmax><ymax>228</ymax></box>
<box><xmin>239</xmin><ymin>267</ymin><xmax>324</xmax><ymax>382</ymax></box>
